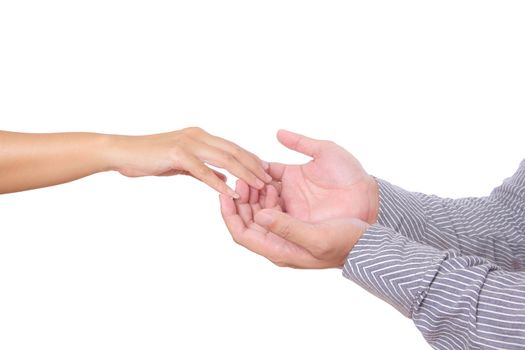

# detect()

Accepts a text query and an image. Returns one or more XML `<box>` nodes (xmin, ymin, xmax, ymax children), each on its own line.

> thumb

<box><xmin>255</xmin><ymin>209</ymin><xmax>318</xmax><ymax>248</ymax></box>
<box><xmin>276</xmin><ymin>129</ymin><xmax>324</xmax><ymax>158</ymax></box>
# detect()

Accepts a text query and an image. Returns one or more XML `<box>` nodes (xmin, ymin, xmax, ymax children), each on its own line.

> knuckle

<box><xmin>231</xmin><ymin>146</ymin><xmax>243</xmax><ymax>158</ymax></box>
<box><xmin>172</xmin><ymin>134</ymin><xmax>189</xmax><ymax>151</ymax></box>
<box><xmin>183</xmin><ymin>126</ymin><xmax>204</xmax><ymax>136</ymax></box>
<box><xmin>279</xmin><ymin>221</ymin><xmax>294</xmax><ymax>240</ymax></box>
<box><xmin>323</xmin><ymin>140</ymin><xmax>337</xmax><ymax>148</ymax></box>
<box><xmin>221</xmin><ymin>152</ymin><xmax>236</xmax><ymax>164</ymax></box>
<box><xmin>312</xmin><ymin>240</ymin><xmax>333</xmax><ymax>259</ymax></box>
<box><xmin>193</xmin><ymin>165</ymin><xmax>211</xmax><ymax>178</ymax></box>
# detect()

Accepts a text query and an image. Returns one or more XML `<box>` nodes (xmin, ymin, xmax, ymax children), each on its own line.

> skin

<box><xmin>220</xmin><ymin>130</ymin><xmax>380</xmax><ymax>268</ymax></box>
<box><xmin>0</xmin><ymin>127</ymin><xmax>271</xmax><ymax>196</ymax></box>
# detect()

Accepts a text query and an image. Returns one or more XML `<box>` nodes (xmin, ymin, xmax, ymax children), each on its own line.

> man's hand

<box><xmin>267</xmin><ymin>130</ymin><xmax>379</xmax><ymax>224</ymax></box>
<box><xmin>220</xmin><ymin>180</ymin><xmax>369</xmax><ymax>268</ymax></box>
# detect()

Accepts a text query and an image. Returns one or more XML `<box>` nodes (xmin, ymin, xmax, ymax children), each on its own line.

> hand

<box><xmin>267</xmin><ymin>130</ymin><xmax>379</xmax><ymax>224</ymax></box>
<box><xmin>220</xmin><ymin>180</ymin><xmax>369</xmax><ymax>268</ymax></box>
<box><xmin>109</xmin><ymin>127</ymin><xmax>272</xmax><ymax>197</ymax></box>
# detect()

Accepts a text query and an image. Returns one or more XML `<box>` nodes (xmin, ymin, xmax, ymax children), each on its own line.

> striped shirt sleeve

<box><xmin>343</xmin><ymin>225</ymin><xmax>525</xmax><ymax>349</ymax></box>
<box><xmin>373</xmin><ymin>159</ymin><xmax>525</xmax><ymax>270</ymax></box>
<box><xmin>342</xmin><ymin>160</ymin><xmax>525</xmax><ymax>349</ymax></box>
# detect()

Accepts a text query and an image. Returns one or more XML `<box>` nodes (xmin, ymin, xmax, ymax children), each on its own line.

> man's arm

<box><xmin>374</xmin><ymin>159</ymin><xmax>525</xmax><ymax>270</ymax></box>
<box><xmin>249</xmin><ymin>130</ymin><xmax>525</xmax><ymax>269</ymax></box>
<box><xmin>220</xmin><ymin>180</ymin><xmax>525</xmax><ymax>349</ymax></box>
<box><xmin>344</xmin><ymin>224</ymin><xmax>525</xmax><ymax>350</ymax></box>
<box><xmin>0</xmin><ymin>128</ymin><xmax>271</xmax><ymax>196</ymax></box>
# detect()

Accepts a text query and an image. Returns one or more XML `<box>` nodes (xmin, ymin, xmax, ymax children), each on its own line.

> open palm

<box><xmin>269</xmin><ymin>130</ymin><xmax>378</xmax><ymax>224</ymax></box>
<box><xmin>219</xmin><ymin>179</ymin><xmax>368</xmax><ymax>268</ymax></box>
<box><xmin>219</xmin><ymin>180</ymin><xmax>320</xmax><ymax>267</ymax></box>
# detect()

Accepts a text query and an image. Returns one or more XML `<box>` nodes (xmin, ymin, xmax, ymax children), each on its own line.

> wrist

<box><xmin>97</xmin><ymin>133</ymin><xmax>129</xmax><ymax>173</ymax></box>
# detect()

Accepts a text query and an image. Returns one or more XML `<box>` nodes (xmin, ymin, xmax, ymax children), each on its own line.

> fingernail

<box><xmin>262</xmin><ymin>161</ymin><xmax>269</xmax><ymax>170</ymax></box>
<box><xmin>255</xmin><ymin>178</ymin><xmax>265</xmax><ymax>189</ymax></box>
<box><xmin>256</xmin><ymin>212</ymin><xmax>274</xmax><ymax>226</ymax></box>
<box><xmin>228</xmin><ymin>189</ymin><xmax>240</xmax><ymax>199</ymax></box>
<box><xmin>264</xmin><ymin>173</ymin><xmax>273</xmax><ymax>183</ymax></box>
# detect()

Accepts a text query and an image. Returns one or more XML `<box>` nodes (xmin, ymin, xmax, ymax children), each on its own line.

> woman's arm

<box><xmin>0</xmin><ymin>127</ymin><xmax>271</xmax><ymax>196</ymax></box>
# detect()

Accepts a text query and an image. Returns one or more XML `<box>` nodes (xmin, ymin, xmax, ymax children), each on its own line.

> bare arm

<box><xmin>0</xmin><ymin>127</ymin><xmax>271</xmax><ymax>196</ymax></box>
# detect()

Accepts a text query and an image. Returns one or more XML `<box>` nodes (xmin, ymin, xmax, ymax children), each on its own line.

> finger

<box><xmin>220</xmin><ymin>193</ymin><xmax>238</xmax><ymax>217</ymax></box>
<box><xmin>277</xmin><ymin>129</ymin><xmax>323</xmax><ymax>158</ymax></box>
<box><xmin>235</xmin><ymin>181</ymin><xmax>255</xmax><ymax>226</ymax></box>
<box><xmin>160</xmin><ymin>169</ymin><xmax>227</xmax><ymax>182</ymax></box>
<box><xmin>199</xmin><ymin>133</ymin><xmax>272</xmax><ymax>184</ymax></box>
<box><xmin>193</xmin><ymin>142</ymin><xmax>266</xmax><ymax>190</ymax></box>
<box><xmin>264</xmin><ymin>184</ymin><xmax>279</xmax><ymax>209</ymax></box>
<box><xmin>235</xmin><ymin>179</ymin><xmax>250</xmax><ymax>204</ymax></box>
<box><xmin>158</xmin><ymin>169</ymin><xmax>189</xmax><ymax>176</ymax></box>
<box><xmin>267</xmin><ymin>162</ymin><xmax>286</xmax><ymax>181</ymax></box>
<box><xmin>254</xmin><ymin>209</ymin><xmax>319</xmax><ymax>250</ymax></box>
<box><xmin>221</xmin><ymin>194</ymin><xmax>319</xmax><ymax>268</ymax></box>
<box><xmin>236</xmin><ymin>199</ymin><xmax>255</xmax><ymax>226</ymax></box>
<box><xmin>183</xmin><ymin>154</ymin><xmax>239</xmax><ymax>198</ymax></box>
<box><xmin>221</xmin><ymin>193</ymin><xmax>280</xmax><ymax>256</ymax></box>
<box><xmin>269</xmin><ymin>180</ymin><xmax>282</xmax><ymax>195</ymax></box>
<box><xmin>220</xmin><ymin>194</ymin><xmax>248</xmax><ymax>241</ymax></box>
<box><xmin>250</xmin><ymin>189</ymin><xmax>262</xmax><ymax>215</ymax></box>
<box><xmin>249</xmin><ymin>185</ymin><xmax>259</xmax><ymax>205</ymax></box>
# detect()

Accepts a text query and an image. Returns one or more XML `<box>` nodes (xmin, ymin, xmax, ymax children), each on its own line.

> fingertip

<box><xmin>237</xmin><ymin>179</ymin><xmax>253</xmax><ymax>201</ymax></box>
<box><xmin>229</xmin><ymin>189</ymin><xmax>241</xmax><ymax>199</ymax></box>
<box><xmin>256</xmin><ymin>165</ymin><xmax>272</xmax><ymax>184</ymax></box>
<box><xmin>222</xmin><ymin>185</ymin><xmax>240</xmax><ymax>199</ymax></box>
<box><xmin>263</xmin><ymin>172</ymin><xmax>273</xmax><ymax>183</ymax></box>
<box><xmin>255</xmin><ymin>178</ymin><xmax>265</xmax><ymax>189</ymax></box>
<box><xmin>277</xmin><ymin>129</ymin><xmax>290</xmax><ymax>137</ymax></box>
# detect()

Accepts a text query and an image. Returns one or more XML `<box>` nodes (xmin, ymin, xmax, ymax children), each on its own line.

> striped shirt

<box><xmin>343</xmin><ymin>160</ymin><xmax>525</xmax><ymax>349</ymax></box>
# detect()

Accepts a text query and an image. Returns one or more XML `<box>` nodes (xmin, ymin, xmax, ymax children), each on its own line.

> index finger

<box><xmin>182</xmin><ymin>154</ymin><xmax>240</xmax><ymax>198</ymax></box>
<box><xmin>200</xmin><ymin>133</ymin><xmax>271</xmax><ymax>184</ymax></box>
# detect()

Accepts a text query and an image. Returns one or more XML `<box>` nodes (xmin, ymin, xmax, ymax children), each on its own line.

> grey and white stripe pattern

<box><xmin>343</xmin><ymin>160</ymin><xmax>525</xmax><ymax>349</ymax></box>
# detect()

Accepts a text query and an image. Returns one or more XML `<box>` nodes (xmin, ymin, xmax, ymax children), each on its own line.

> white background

<box><xmin>1</xmin><ymin>1</ymin><xmax>525</xmax><ymax>349</ymax></box>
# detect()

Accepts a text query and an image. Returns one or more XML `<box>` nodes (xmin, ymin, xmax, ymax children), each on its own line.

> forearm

<box><xmin>344</xmin><ymin>225</ymin><xmax>525</xmax><ymax>350</ymax></box>
<box><xmin>0</xmin><ymin>131</ymin><xmax>115</xmax><ymax>194</ymax></box>
<box><xmin>374</xmin><ymin>162</ymin><xmax>525</xmax><ymax>269</ymax></box>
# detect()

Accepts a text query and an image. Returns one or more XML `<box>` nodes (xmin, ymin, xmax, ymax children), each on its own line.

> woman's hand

<box><xmin>0</xmin><ymin>127</ymin><xmax>270</xmax><ymax>196</ymax></box>
<box><xmin>108</xmin><ymin>127</ymin><xmax>272</xmax><ymax>197</ymax></box>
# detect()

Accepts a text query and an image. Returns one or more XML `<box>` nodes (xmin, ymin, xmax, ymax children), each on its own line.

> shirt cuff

<box><xmin>374</xmin><ymin>178</ymin><xmax>428</xmax><ymax>242</ymax></box>
<box><xmin>342</xmin><ymin>224</ymin><xmax>446</xmax><ymax>318</ymax></box>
